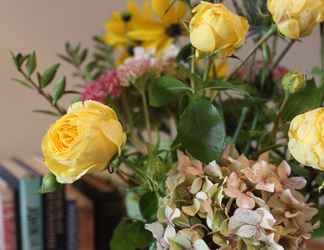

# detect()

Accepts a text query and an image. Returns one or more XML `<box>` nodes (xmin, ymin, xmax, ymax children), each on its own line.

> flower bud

<box><xmin>282</xmin><ymin>72</ymin><xmax>306</xmax><ymax>94</ymax></box>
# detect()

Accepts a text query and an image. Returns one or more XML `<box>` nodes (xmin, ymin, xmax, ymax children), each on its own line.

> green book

<box><xmin>0</xmin><ymin>160</ymin><xmax>43</xmax><ymax>250</ymax></box>
<box><xmin>19</xmin><ymin>177</ymin><xmax>43</xmax><ymax>250</ymax></box>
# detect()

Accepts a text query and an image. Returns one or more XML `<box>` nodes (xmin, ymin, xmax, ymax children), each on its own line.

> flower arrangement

<box><xmin>9</xmin><ymin>0</ymin><xmax>324</xmax><ymax>249</ymax></box>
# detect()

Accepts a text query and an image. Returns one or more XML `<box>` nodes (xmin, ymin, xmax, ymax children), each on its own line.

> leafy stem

<box><xmin>228</xmin><ymin>24</ymin><xmax>277</xmax><ymax>79</ymax></box>
<box><xmin>141</xmin><ymin>92</ymin><xmax>153</xmax><ymax>147</ymax></box>
<box><xmin>271</xmin><ymin>93</ymin><xmax>289</xmax><ymax>139</ymax></box>
<box><xmin>18</xmin><ymin>68</ymin><xmax>66</xmax><ymax>115</ymax></box>
<box><xmin>233</xmin><ymin>107</ymin><xmax>249</xmax><ymax>144</ymax></box>
<box><xmin>271</xmin><ymin>40</ymin><xmax>295</xmax><ymax>71</ymax></box>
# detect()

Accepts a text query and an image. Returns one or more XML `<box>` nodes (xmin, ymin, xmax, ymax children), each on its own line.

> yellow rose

<box><xmin>267</xmin><ymin>0</ymin><xmax>324</xmax><ymax>39</ymax></box>
<box><xmin>288</xmin><ymin>108</ymin><xmax>324</xmax><ymax>171</ymax></box>
<box><xmin>42</xmin><ymin>100</ymin><xmax>127</xmax><ymax>183</ymax></box>
<box><xmin>189</xmin><ymin>2</ymin><xmax>249</xmax><ymax>56</ymax></box>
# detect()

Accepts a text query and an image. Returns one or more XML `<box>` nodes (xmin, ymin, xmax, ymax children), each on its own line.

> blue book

<box><xmin>0</xmin><ymin>160</ymin><xmax>43</xmax><ymax>250</ymax></box>
<box><xmin>13</xmin><ymin>157</ymin><xmax>66</xmax><ymax>250</ymax></box>
<box><xmin>66</xmin><ymin>200</ymin><xmax>78</xmax><ymax>250</ymax></box>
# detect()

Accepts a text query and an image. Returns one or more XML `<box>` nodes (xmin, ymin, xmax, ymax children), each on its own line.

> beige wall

<box><xmin>0</xmin><ymin>0</ymin><xmax>321</xmax><ymax>158</ymax></box>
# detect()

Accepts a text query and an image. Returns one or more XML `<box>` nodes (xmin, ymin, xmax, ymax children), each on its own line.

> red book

<box><xmin>0</xmin><ymin>178</ymin><xmax>17</xmax><ymax>250</ymax></box>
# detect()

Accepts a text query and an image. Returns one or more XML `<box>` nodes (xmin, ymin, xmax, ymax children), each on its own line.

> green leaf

<box><xmin>139</xmin><ymin>192</ymin><xmax>158</xmax><ymax>222</ymax></box>
<box><xmin>52</xmin><ymin>77</ymin><xmax>66</xmax><ymax>105</ymax></box>
<box><xmin>282</xmin><ymin>79</ymin><xmax>322</xmax><ymax>121</ymax></box>
<box><xmin>40</xmin><ymin>63</ymin><xmax>60</xmax><ymax>88</ymax></box>
<box><xmin>40</xmin><ymin>173</ymin><xmax>62</xmax><ymax>193</ymax></box>
<box><xmin>148</xmin><ymin>76</ymin><xmax>193</xmax><ymax>107</ymax></box>
<box><xmin>10</xmin><ymin>51</ymin><xmax>26</xmax><ymax>70</ymax></box>
<box><xmin>26</xmin><ymin>51</ymin><xmax>37</xmax><ymax>76</ymax></box>
<box><xmin>202</xmin><ymin>80</ymin><xmax>252</xmax><ymax>97</ymax></box>
<box><xmin>125</xmin><ymin>190</ymin><xmax>143</xmax><ymax>221</ymax></box>
<box><xmin>312</xmin><ymin>67</ymin><xmax>324</xmax><ymax>77</ymax></box>
<box><xmin>32</xmin><ymin>109</ymin><xmax>59</xmax><ymax>116</ymax></box>
<box><xmin>110</xmin><ymin>219</ymin><xmax>153</xmax><ymax>250</ymax></box>
<box><xmin>178</xmin><ymin>98</ymin><xmax>226</xmax><ymax>163</ymax></box>
<box><xmin>11</xmin><ymin>78</ymin><xmax>33</xmax><ymax>89</ymax></box>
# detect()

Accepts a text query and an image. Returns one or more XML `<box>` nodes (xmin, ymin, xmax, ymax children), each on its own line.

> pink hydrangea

<box><xmin>81</xmin><ymin>70</ymin><xmax>122</xmax><ymax>102</ymax></box>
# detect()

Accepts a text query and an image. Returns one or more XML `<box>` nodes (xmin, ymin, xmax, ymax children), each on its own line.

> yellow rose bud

<box><xmin>42</xmin><ymin>100</ymin><xmax>127</xmax><ymax>183</ymax></box>
<box><xmin>288</xmin><ymin>108</ymin><xmax>324</xmax><ymax>171</ymax></box>
<box><xmin>189</xmin><ymin>2</ymin><xmax>249</xmax><ymax>56</ymax></box>
<box><xmin>282</xmin><ymin>71</ymin><xmax>306</xmax><ymax>94</ymax></box>
<box><xmin>267</xmin><ymin>0</ymin><xmax>324</xmax><ymax>39</ymax></box>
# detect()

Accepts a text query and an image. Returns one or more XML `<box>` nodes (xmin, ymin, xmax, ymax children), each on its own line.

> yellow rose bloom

<box><xmin>288</xmin><ymin>108</ymin><xmax>324</xmax><ymax>171</ymax></box>
<box><xmin>42</xmin><ymin>101</ymin><xmax>127</xmax><ymax>183</ymax></box>
<box><xmin>189</xmin><ymin>2</ymin><xmax>249</xmax><ymax>56</ymax></box>
<box><xmin>267</xmin><ymin>0</ymin><xmax>324</xmax><ymax>39</ymax></box>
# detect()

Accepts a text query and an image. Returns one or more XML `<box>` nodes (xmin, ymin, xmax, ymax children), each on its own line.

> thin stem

<box><xmin>228</xmin><ymin>25</ymin><xmax>277</xmax><ymax>80</ymax></box>
<box><xmin>320</xmin><ymin>23</ymin><xmax>324</xmax><ymax>86</ymax></box>
<box><xmin>244</xmin><ymin>111</ymin><xmax>259</xmax><ymax>154</ymax></box>
<box><xmin>271</xmin><ymin>40</ymin><xmax>295</xmax><ymax>71</ymax></box>
<box><xmin>141</xmin><ymin>92</ymin><xmax>153</xmax><ymax>146</ymax></box>
<box><xmin>64</xmin><ymin>90</ymin><xmax>81</xmax><ymax>95</ymax></box>
<box><xmin>203</xmin><ymin>56</ymin><xmax>212</xmax><ymax>82</ymax></box>
<box><xmin>271</xmin><ymin>94</ymin><xmax>289</xmax><ymax>139</ymax></box>
<box><xmin>190</xmin><ymin>48</ymin><xmax>196</xmax><ymax>90</ymax></box>
<box><xmin>258</xmin><ymin>143</ymin><xmax>286</xmax><ymax>155</ymax></box>
<box><xmin>18</xmin><ymin>69</ymin><xmax>66</xmax><ymax>115</ymax></box>
<box><xmin>233</xmin><ymin>107</ymin><xmax>249</xmax><ymax>144</ymax></box>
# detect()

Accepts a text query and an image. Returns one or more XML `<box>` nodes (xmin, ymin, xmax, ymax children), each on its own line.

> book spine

<box><xmin>19</xmin><ymin>177</ymin><xmax>43</xmax><ymax>250</ymax></box>
<box><xmin>44</xmin><ymin>189</ymin><xmax>66</xmax><ymax>250</ymax></box>
<box><xmin>66</xmin><ymin>200</ymin><xmax>78</xmax><ymax>250</ymax></box>
<box><xmin>0</xmin><ymin>166</ymin><xmax>21</xmax><ymax>249</ymax></box>
<box><xmin>0</xmin><ymin>193</ymin><xmax>5</xmax><ymax>250</ymax></box>
<box><xmin>3</xmin><ymin>194</ymin><xmax>17</xmax><ymax>250</ymax></box>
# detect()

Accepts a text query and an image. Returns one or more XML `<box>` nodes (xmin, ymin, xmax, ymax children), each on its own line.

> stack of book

<box><xmin>0</xmin><ymin>156</ymin><xmax>125</xmax><ymax>250</ymax></box>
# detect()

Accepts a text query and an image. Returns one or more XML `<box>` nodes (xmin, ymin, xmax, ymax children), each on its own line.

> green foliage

<box><xmin>139</xmin><ymin>192</ymin><xmax>158</xmax><ymax>222</ymax></box>
<box><xmin>40</xmin><ymin>63</ymin><xmax>60</xmax><ymax>88</ymax></box>
<box><xmin>110</xmin><ymin>219</ymin><xmax>153</xmax><ymax>250</ymax></box>
<box><xmin>58</xmin><ymin>39</ymin><xmax>114</xmax><ymax>80</ymax></box>
<box><xmin>32</xmin><ymin>109</ymin><xmax>60</xmax><ymax>116</ymax></box>
<box><xmin>125</xmin><ymin>190</ymin><xmax>143</xmax><ymax>221</ymax></box>
<box><xmin>148</xmin><ymin>76</ymin><xmax>193</xmax><ymax>107</ymax></box>
<box><xmin>11</xmin><ymin>78</ymin><xmax>33</xmax><ymax>89</ymax></box>
<box><xmin>26</xmin><ymin>51</ymin><xmax>37</xmax><ymax>76</ymax></box>
<box><xmin>282</xmin><ymin>80</ymin><xmax>322</xmax><ymax>121</ymax></box>
<box><xmin>201</xmin><ymin>80</ymin><xmax>254</xmax><ymax>98</ymax></box>
<box><xmin>178</xmin><ymin>97</ymin><xmax>226</xmax><ymax>163</ymax></box>
<box><xmin>52</xmin><ymin>77</ymin><xmax>66</xmax><ymax>105</ymax></box>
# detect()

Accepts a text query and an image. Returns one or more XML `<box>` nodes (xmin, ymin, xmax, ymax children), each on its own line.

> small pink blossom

<box><xmin>276</xmin><ymin>161</ymin><xmax>307</xmax><ymax>190</ymax></box>
<box><xmin>177</xmin><ymin>152</ymin><xmax>204</xmax><ymax>177</ymax></box>
<box><xmin>81</xmin><ymin>70</ymin><xmax>122</xmax><ymax>102</ymax></box>
<box><xmin>241</xmin><ymin>160</ymin><xmax>279</xmax><ymax>193</ymax></box>
<box><xmin>117</xmin><ymin>58</ymin><xmax>153</xmax><ymax>87</ymax></box>
<box><xmin>224</xmin><ymin>172</ymin><xmax>255</xmax><ymax>209</ymax></box>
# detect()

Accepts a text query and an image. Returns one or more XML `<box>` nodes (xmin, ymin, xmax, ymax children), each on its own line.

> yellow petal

<box><xmin>68</xmin><ymin>101</ymin><xmax>118</xmax><ymax>120</ymax></box>
<box><xmin>190</xmin><ymin>23</ymin><xmax>216</xmax><ymax>52</ymax></box>
<box><xmin>100</xmin><ymin>119</ymin><xmax>127</xmax><ymax>154</ymax></box>
<box><xmin>278</xmin><ymin>19</ymin><xmax>300</xmax><ymax>39</ymax></box>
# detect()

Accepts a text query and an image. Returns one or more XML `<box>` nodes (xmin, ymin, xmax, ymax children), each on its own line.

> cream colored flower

<box><xmin>268</xmin><ymin>0</ymin><xmax>324</xmax><ymax>39</ymax></box>
<box><xmin>288</xmin><ymin>108</ymin><xmax>324</xmax><ymax>170</ymax></box>
<box><xmin>42</xmin><ymin>100</ymin><xmax>127</xmax><ymax>183</ymax></box>
<box><xmin>189</xmin><ymin>2</ymin><xmax>249</xmax><ymax>56</ymax></box>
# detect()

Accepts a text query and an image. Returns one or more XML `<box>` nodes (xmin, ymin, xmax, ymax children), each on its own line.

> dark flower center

<box><xmin>166</xmin><ymin>23</ymin><xmax>183</xmax><ymax>38</ymax></box>
<box><xmin>121</xmin><ymin>12</ymin><xmax>132</xmax><ymax>22</ymax></box>
<box><xmin>127</xmin><ymin>46</ymin><xmax>135</xmax><ymax>56</ymax></box>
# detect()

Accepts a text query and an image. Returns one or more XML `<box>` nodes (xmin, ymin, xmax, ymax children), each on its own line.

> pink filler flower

<box><xmin>81</xmin><ymin>70</ymin><xmax>122</xmax><ymax>102</ymax></box>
